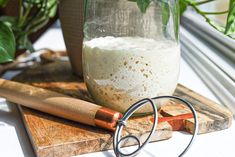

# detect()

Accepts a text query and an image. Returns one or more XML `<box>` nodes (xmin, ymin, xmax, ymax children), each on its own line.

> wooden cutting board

<box><xmin>13</xmin><ymin>58</ymin><xmax>233</xmax><ymax>157</ymax></box>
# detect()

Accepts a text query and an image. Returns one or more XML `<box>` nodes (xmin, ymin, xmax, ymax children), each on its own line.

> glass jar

<box><xmin>82</xmin><ymin>0</ymin><xmax>180</xmax><ymax>114</ymax></box>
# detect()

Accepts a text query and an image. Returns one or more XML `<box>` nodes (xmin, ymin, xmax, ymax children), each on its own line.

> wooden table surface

<box><xmin>10</xmin><ymin>58</ymin><xmax>232</xmax><ymax>157</ymax></box>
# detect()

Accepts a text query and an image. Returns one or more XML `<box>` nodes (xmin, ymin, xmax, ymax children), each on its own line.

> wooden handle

<box><xmin>0</xmin><ymin>79</ymin><xmax>122</xmax><ymax>130</ymax></box>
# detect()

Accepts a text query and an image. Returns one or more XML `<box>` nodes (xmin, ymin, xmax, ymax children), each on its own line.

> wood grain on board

<box><xmin>12</xmin><ymin>59</ymin><xmax>233</xmax><ymax>157</ymax></box>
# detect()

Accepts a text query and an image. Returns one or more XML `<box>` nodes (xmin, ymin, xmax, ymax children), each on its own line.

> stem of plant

<box><xmin>189</xmin><ymin>2</ymin><xmax>225</xmax><ymax>33</ymax></box>
<box><xmin>18</xmin><ymin>0</ymin><xmax>24</xmax><ymax>19</ymax></box>
<box><xmin>19</xmin><ymin>4</ymin><xmax>33</xmax><ymax>28</ymax></box>
<box><xmin>195</xmin><ymin>0</ymin><xmax>216</xmax><ymax>6</ymax></box>
<box><xmin>25</xmin><ymin>17</ymin><xmax>50</xmax><ymax>37</ymax></box>
<box><xmin>201</xmin><ymin>10</ymin><xmax>229</xmax><ymax>15</ymax></box>
<box><xmin>24</xmin><ymin>8</ymin><xmax>45</xmax><ymax>31</ymax></box>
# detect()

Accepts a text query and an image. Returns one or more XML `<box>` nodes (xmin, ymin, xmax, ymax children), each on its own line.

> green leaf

<box><xmin>17</xmin><ymin>36</ymin><xmax>34</xmax><ymax>52</ymax></box>
<box><xmin>179</xmin><ymin>0</ymin><xmax>188</xmax><ymax>15</ymax></box>
<box><xmin>173</xmin><ymin>0</ymin><xmax>180</xmax><ymax>41</ymax></box>
<box><xmin>129</xmin><ymin>0</ymin><xmax>151</xmax><ymax>13</ymax></box>
<box><xmin>229</xmin><ymin>0</ymin><xmax>235</xmax><ymax>8</ymax></box>
<box><xmin>47</xmin><ymin>0</ymin><xmax>58</xmax><ymax>18</ymax></box>
<box><xmin>225</xmin><ymin>0</ymin><xmax>235</xmax><ymax>35</ymax></box>
<box><xmin>0</xmin><ymin>21</ymin><xmax>16</xmax><ymax>63</ymax></box>
<box><xmin>137</xmin><ymin>0</ymin><xmax>151</xmax><ymax>13</ymax></box>
<box><xmin>161</xmin><ymin>2</ymin><xmax>170</xmax><ymax>35</ymax></box>
<box><xmin>0</xmin><ymin>0</ymin><xmax>9</xmax><ymax>7</ymax></box>
<box><xmin>0</xmin><ymin>16</ymin><xmax>17</xmax><ymax>28</ymax></box>
<box><xmin>179</xmin><ymin>0</ymin><xmax>197</xmax><ymax>15</ymax></box>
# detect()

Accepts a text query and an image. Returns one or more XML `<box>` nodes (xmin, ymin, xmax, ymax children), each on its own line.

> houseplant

<box><xmin>130</xmin><ymin>0</ymin><xmax>235</xmax><ymax>37</ymax></box>
<box><xmin>1</xmin><ymin>0</ymin><xmax>235</xmax><ymax>65</ymax></box>
<box><xmin>0</xmin><ymin>0</ymin><xmax>58</xmax><ymax>64</ymax></box>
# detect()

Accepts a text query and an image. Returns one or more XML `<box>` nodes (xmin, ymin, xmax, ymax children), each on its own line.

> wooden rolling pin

<box><xmin>0</xmin><ymin>79</ymin><xmax>122</xmax><ymax>131</ymax></box>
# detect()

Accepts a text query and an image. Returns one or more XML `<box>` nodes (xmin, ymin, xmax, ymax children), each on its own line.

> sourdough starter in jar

<box><xmin>83</xmin><ymin>36</ymin><xmax>180</xmax><ymax>114</ymax></box>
